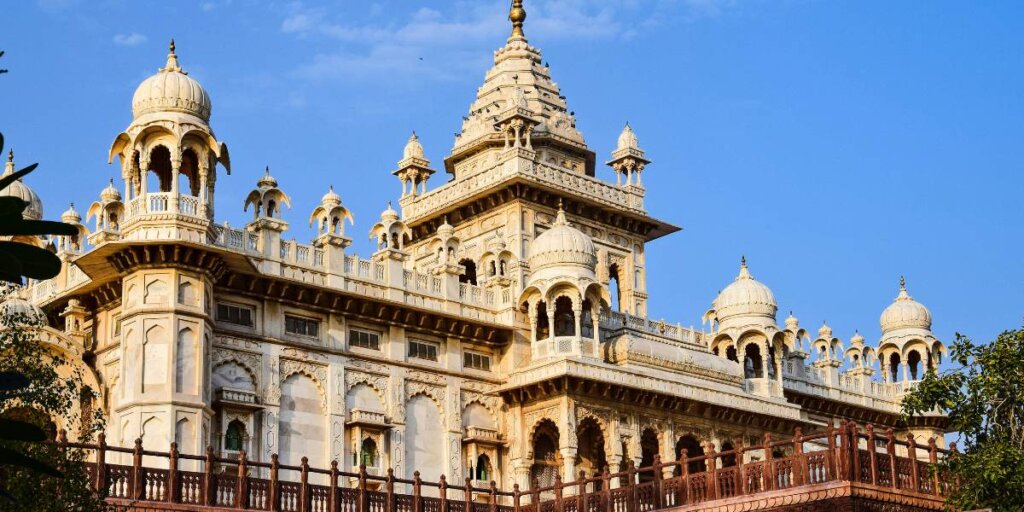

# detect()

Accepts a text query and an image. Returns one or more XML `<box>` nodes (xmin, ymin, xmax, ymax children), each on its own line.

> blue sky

<box><xmin>2</xmin><ymin>0</ymin><xmax>1022</xmax><ymax>349</ymax></box>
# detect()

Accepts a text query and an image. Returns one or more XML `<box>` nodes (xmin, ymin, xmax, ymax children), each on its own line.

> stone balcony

<box><xmin>463</xmin><ymin>426</ymin><xmax>503</xmax><ymax>445</ymax></box>
<box><xmin>214</xmin><ymin>387</ymin><xmax>261</xmax><ymax>410</ymax></box>
<box><xmin>346</xmin><ymin>409</ymin><xmax>388</xmax><ymax>428</ymax></box>
<box><xmin>531</xmin><ymin>335</ymin><xmax>599</xmax><ymax>361</ymax></box>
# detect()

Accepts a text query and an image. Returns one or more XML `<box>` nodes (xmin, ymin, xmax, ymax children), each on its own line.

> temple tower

<box><xmin>104</xmin><ymin>40</ymin><xmax>230</xmax><ymax>456</ymax></box>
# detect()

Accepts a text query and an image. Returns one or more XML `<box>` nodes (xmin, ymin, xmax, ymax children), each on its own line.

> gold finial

<box><xmin>899</xmin><ymin>275</ymin><xmax>906</xmax><ymax>289</ymax></box>
<box><xmin>6</xmin><ymin>148</ymin><xmax>12</xmax><ymax>163</ymax></box>
<box><xmin>509</xmin><ymin>0</ymin><xmax>527</xmax><ymax>41</ymax></box>
<box><xmin>741</xmin><ymin>255</ymin><xmax>747</xmax><ymax>267</ymax></box>
<box><xmin>163</xmin><ymin>38</ymin><xmax>182</xmax><ymax>72</ymax></box>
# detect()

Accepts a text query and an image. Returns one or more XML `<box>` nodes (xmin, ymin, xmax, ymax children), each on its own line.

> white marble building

<box><xmin>7</xmin><ymin>0</ymin><xmax>946</xmax><ymax>492</ymax></box>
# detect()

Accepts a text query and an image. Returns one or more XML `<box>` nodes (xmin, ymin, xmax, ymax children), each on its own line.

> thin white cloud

<box><xmin>282</xmin><ymin>0</ymin><xmax>738</xmax><ymax>84</ymax></box>
<box><xmin>113</xmin><ymin>33</ymin><xmax>148</xmax><ymax>46</ymax></box>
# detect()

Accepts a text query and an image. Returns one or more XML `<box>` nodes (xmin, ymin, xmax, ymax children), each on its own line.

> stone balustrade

<box><xmin>402</xmin><ymin>150</ymin><xmax>646</xmax><ymax>221</ymax></box>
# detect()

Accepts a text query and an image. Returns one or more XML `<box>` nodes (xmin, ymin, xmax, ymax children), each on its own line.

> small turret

<box><xmin>393</xmin><ymin>132</ymin><xmax>436</xmax><ymax>199</ymax></box>
<box><xmin>606</xmin><ymin>123</ymin><xmax>651</xmax><ymax>188</ymax></box>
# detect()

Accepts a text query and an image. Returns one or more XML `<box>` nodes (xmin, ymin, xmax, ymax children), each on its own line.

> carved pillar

<box><xmin>572</xmin><ymin>293</ymin><xmax>583</xmax><ymax>353</ymax></box>
<box><xmin>559</xmin><ymin>447</ymin><xmax>576</xmax><ymax>483</ymax></box>
<box><xmin>140</xmin><ymin>154</ymin><xmax>151</xmax><ymax>200</ymax></box>
<box><xmin>543</xmin><ymin>302</ymin><xmax>552</xmax><ymax>341</ymax></box>
<box><xmin>529</xmin><ymin>302</ymin><xmax>538</xmax><ymax>343</ymax></box>
<box><xmin>760</xmin><ymin>342</ymin><xmax>770</xmax><ymax>379</ymax></box>
<box><xmin>198</xmin><ymin>159</ymin><xmax>210</xmax><ymax>218</ymax></box>
<box><xmin>171</xmin><ymin>152</ymin><xmax>181</xmax><ymax>212</ymax></box>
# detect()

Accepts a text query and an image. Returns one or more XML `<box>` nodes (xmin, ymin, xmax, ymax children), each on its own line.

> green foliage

<box><xmin>902</xmin><ymin>327</ymin><xmax>1024</xmax><ymax>511</ymax></box>
<box><xmin>0</xmin><ymin>290</ymin><xmax>106</xmax><ymax>511</ymax></box>
<box><xmin>0</xmin><ymin>126</ymin><xmax>105</xmax><ymax>509</ymax></box>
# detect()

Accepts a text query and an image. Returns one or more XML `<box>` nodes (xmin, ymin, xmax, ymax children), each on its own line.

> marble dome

<box><xmin>380</xmin><ymin>202</ymin><xmax>400</xmax><ymax>223</ymax></box>
<box><xmin>403</xmin><ymin>132</ymin><xmax>425</xmax><ymax>160</ymax></box>
<box><xmin>880</xmin><ymin>278</ymin><xmax>932</xmax><ymax>333</ymax></box>
<box><xmin>131</xmin><ymin>40</ymin><xmax>212</xmax><ymax>122</ymax></box>
<box><xmin>61</xmin><ymin>203</ymin><xmax>81</xmax><ymax>223</ymax></box>
<box><xmin>100</xmin><ymin>179</ymin><xmax>122</xmax><ymax>203</ymax></box>
<box><xmin>528</xmin><ymin>207</ymin><xmax>596</xmax><ymax>273</ymax></box>
<box><xmin>321</xmin><ymin>186</ymin><xmax>341</xmax><ymax>207</ymax></box>
<box><xmin>0</xmin><ymin>297</ymin><xmax>45</xmax><ymax>326</ymax></box>
<box><xmin>0</xmin><ymin>150</ymin><xmax>43</xmax><ymax>221</ymax></box>
<box><xmin>712</xmin><ymin>258</ymin><xmax>778</xmax><ymax>323</ymax></box>
<box><xmin>616</xmin><ymin>123</ymin><xmax>639</xmax><ymax>151</ymax></box>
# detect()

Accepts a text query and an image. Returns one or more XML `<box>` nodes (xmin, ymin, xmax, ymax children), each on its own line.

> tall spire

<box><xmin>509</xmin><ymin>0</ymin><xmax>527</xmax><ymax>42</ymax></box>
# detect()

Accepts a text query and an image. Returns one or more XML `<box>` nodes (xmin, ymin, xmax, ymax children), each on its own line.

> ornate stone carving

<box><xmin>390</xmin><ymin>428</ymin><xmax>404</xmax><ymax>477</ymax></box>
<box><xmin>282</xmin><ymin>347</ymin><xmax>327</xmax><ymax>362</ymax></box>
<box><xmin>345</xmin><ymin>370</ymin><xmax>389</xmax><ymax>409</ymax></box>
<box><xmin>405</xmin><ymin>379</ymin><xmax>445</xmax><ymax>413</ymax></box>
<box><xmin>280</xmin><ymin>358</ymin><xmax>328</xmax><ymax>410</ymax></box>
<box><xmin>265</xmin><ymin>356</ymin><xmax>281</xmax><ymax>405</ymax></box>
<box><xmin>406</xmin><ymin>369</ymin><xmax>446</xmax><ymax>385</ymax></box>
<box><xmin>346</xmin><ymin>358</ymin><xmax>389</xmax><ymax>375</ymax></box>
<box><xmin>211</xmin><ymin>347</ymin><xmax>261</xmax><ymax>387</ymax></box>
<box><xmin>461</xmin><ymin>389</ymin><xmax>500</xmax><ymax>418</ymax></box>
<box><xmin>448</xmin><ymin>433</ymin><xmax>462</xmax><ymax>481</ymax></box>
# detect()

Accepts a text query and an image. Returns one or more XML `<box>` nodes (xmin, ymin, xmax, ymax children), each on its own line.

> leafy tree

<box><xmin>0</xmin><ymin>130</ymin><xmax>105</xmax><ymax>509</ymax></box>
<box><xmin>0</xmin><ymin>293</ymin><xmax>106</xmax><ymax>511</ymax></box>
<box><xmin>902</xmin><ymin>327</ymin><xmax>1024</xmax><ymax>511</ymax></box>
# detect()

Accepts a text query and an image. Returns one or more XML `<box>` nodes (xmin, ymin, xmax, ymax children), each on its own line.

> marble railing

<box><xmin>204</xmin><ymin>224</ymin><xmax>515</xmax><ymax>315</ymax></box>
<box><xmin>214</xmin><ymin>387</ymin><xmax>259</xmax><ymax>405</ymax></box>
<box><xmin>125</xmin><ymin>192</ymin><xmax>205</xmax><ymax>220</ymax></box>
<box><xmin>403</xmin><ymin>149</ymin><xmax>646</xmax><ymax>220</ymax></box>
<box><xmin>600</xmin><ymin>311</ymin><xmax>703</xmax><ymax>346</ymax></box>
<box><xmin>783</xmin><ymin>364</ymin><xmax>920</xmax><ymax>408</ymax></box>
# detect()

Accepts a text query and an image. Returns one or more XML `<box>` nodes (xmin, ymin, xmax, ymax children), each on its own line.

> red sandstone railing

<box><xmin>53</xmin><ymin>421</ymin><xmax>953</xmax><ymax>512</ymax></box>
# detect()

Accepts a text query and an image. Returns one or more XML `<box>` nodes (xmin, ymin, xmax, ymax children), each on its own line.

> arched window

<box><xmin>149</xmin><ymin>145</ymin><xmax>173</xmax><ymax>193</ymax></box>
<box><xmin>639</xmin><ymin>429</ymin><xmax>659</xmax><ymax>482</ymax></box>
<box><xmin>720</xmin><ymin>441</ymin><xmax>736</xmax><ymax>467</ymax></box>
<box><xmin>608</xmin><ymin>263</ymin><xmax>621</xmax><ymax>312</ymax></box>
<box><xmin>536</xmin><ymin>301</ymin><xmax>550</xmax><ymax>339</ymax></box>
<box><xmin>744</xmin><ymin>344</ymin><xmax>763</xmax><ymax>379</ymax></box>
<box><xmin>675</xmin><ymin>435</ymin><xmax>705</xmax><ymax>475</ymax></box>
<box><xmin>475</xmin><ymin>454</ymin><xmax>491</xmax><ymax>481</ymax></box>
<box><xmin>907</xmin><ymin>350</ymin><xmax>922</xmax><ymax>380</ymax></box>
<box><xmin>580</xmin><ymin>299</ymin><xmax>594</xmax><ymax>339</ymax></box>
<box><xmin>889</xmin><ymin>352</ymin><xmax>901</xmax><ymax>382</ymax></box>
<box><xmin>267</xmin><ymin>199</ymin><xmax>277</xmax><ymax>218</ymax></box>
<box><xmin>180</xmin><ymin>148</ymin><xmax>199</xmax><ymax>196</ymax></box>
<box><xmin>459</xmin><ymin>259</ymin><xmax>477</xmax><ymax>285</ymax></box>
<box><xmin>726</xmin><ymin>346</ymin><xmax>738</xmax><ymax>363</ymax></box>
<box><xmin>531</xmin><ymin>420</ymin><xmax>560</xmax><ymax>488</ymax></box>
<box><xmin>576</xmin><ymin>418</ymin><xmax>607</xmax><ymax>480</ymax></box>
<box><xmin>225</xmin><ymin>420</ymin><xmax>246</xmax><ymax>452</ymax></box>
<box><xmin>767</xmin><ymin>345</ymin><xmax>777</xmax><ymax>379</ymax></box>
<box><xmin>553</xmin><ymin>296</ymin><xmax>575</xmax><ymax>337</ymax></box>
<box><xmin>489</xmin><ymin>260</ymin><xmax>497</xmax><ymax>276</ymax></box>
<box><xmin>359</xmin><ymin>437</ymin><xmax>378</xmax><ymax>467</ymax></box>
